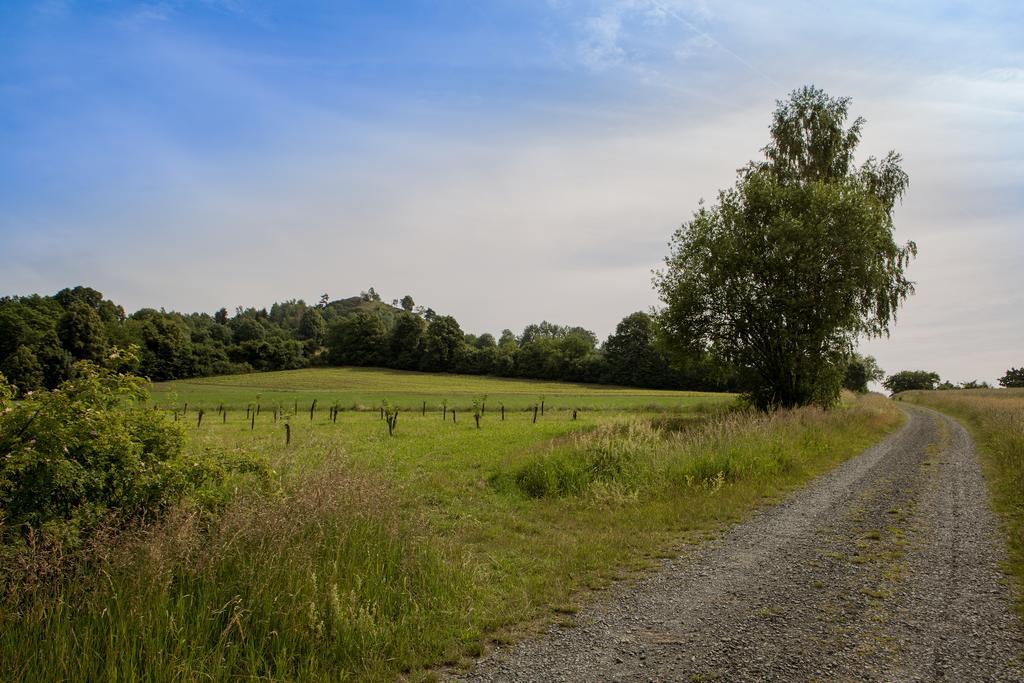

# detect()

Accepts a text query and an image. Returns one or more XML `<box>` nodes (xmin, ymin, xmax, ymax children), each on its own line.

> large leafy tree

<box><xmin>131</xmin><ymin>310</ymin><xmax>193</xmax><ymax>380</ymax></box>
<box><xmin>388</xmin><ymin>311</ymin><xmax>427</xmax><ymax>370</ymax></box>
<box><xmin>603</xmin><ymin>312</ymin><xmax>673</xmax><ymax>388</ymax></box>
<box><xmin>842</xmin><ymin>353</ymin><xmax>885</xmax><ymax>393</ymax></box>
<box><xmin>57</xmin><ymin>301</ymin><xmax>109</xmax><ymax>362</ymax></box>
<box><xmin>297</xmin><ymin>307</ymin><xmax>327</xmax><ymax>346</ymax></box>
<box><xmin>656</xmin><ymin>86</ymin><xmax>916</xmax><ymax>409</ymax></box>
<box><xmin>420</xmin><ymin>315</ymin><xmax>465</xmax><ymax>372</ymax></box>
<box><xmin>326</xmin><ymin>313</ymin><xmax>387</xmax><ymax>366</ymax></box>
<box><xmin>54</xmin><ymin>286</ymin><xmax>124</xmax><ymax>323</ymax></box>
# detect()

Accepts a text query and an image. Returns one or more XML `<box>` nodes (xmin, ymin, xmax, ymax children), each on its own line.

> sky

<box><xmin>1</xmin><ymin>0</ymin><xmax>1021</xmax><ymax>385</ymax></box>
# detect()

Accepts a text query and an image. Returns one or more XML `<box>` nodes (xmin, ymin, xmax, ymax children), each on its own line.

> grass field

<box><xmin>900</xmin><ymin>388</ymin><xmax>1024</xmax><ymax>618</ymax></box>
<box><xmin>150</xmin><ymin>366</ymin><xmax>734</xmax><ymax>412</ymax></box>
<box><xmin>4</xmin><ymin>368</ymin><xmax>905</xmax><ymax>681</ymax></box>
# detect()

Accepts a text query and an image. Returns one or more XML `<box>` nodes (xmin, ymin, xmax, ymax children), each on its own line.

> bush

<box><xmin>0</xmin><ymin>362</ymin><xmax>265</xmax><ymax>546</ymax></box>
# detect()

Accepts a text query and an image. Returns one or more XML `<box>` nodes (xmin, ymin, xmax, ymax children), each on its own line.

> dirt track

<box><xmin>459</xmin><ymin>406</ymin><xmax>1024</xmax><ymax>681</ymax></box>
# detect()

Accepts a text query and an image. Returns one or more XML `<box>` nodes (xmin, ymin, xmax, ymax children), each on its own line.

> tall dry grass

<box><xmin>901</xmin><ymin>388</ymin><xmax>1024</xmax><ymax>616</ymax></box>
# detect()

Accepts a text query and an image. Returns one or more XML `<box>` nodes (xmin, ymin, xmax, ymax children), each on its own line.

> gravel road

<box><xmin>458</xmin><ymin>406</ymin><xmax>1024</xmax><ymax>682</ymax></box>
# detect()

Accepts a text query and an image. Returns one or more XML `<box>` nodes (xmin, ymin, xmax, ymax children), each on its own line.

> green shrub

<box><xmin>0</xmin><ymin>362</ymin><xmax>267</xmax><ymax>546</ymax></box>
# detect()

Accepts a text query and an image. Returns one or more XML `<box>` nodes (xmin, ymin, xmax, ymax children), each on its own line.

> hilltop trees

<box><xmin>0</xmin><ymin>285</ymin><xmax>741</xmax><ymax>391</ymax></box>
<box><xmin>656</xmin><ymin>86</ymin><xmax>916</xmax><ymax>409</ymax></box>
<box><xmin>132</xmin><ymin>309</ymin><xmax>192</xmax><ymax>381</ymax></box>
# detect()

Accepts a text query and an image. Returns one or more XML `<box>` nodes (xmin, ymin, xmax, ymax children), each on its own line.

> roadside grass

<box><xmin>1</xmin><ymin>369</ymin><xmax>904</xmax><ymax>681</ymax></box>
<box><xmin>493</xmin><ymin>405</ymin><xmax>886</xmax><ymax>500</ymax></box>
<box><xmin>900</xmin><ymin>388</ymin><xmax>1024</xmax><ymax>618</ymax></box>
<box><xmin>1</xmin><ymin>464</ymin><xmax>476</xmax><ymax>681</ymax></box>
<box><xmin>150</xmin><ymin>365</ymin><xmax>734</xmax><ymax>412</ymax></box>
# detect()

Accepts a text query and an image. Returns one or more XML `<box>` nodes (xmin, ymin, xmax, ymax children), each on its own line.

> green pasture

<box><xmin>150</xmin><ymin>366</ymin><xmax>733</xmax><ymax>413</ymax></box>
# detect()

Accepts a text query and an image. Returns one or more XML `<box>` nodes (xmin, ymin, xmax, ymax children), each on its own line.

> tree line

<box><xmin>883</xmin><ymin>368</ymin><xmax>1023</xmax><ymax>394</ymax></box>
<box><xmin>0</xmin><ymin>286</ymin><xmax>739</xmax><ymax>395</ymax></box>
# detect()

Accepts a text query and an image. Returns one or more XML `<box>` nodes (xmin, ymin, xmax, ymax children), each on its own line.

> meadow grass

<box><xmin>2</xmin><ymin>465</ymin><xmax>475</xmax><ymax>681</ymax></box>
<box><xmin>1</xmin><ymin>369</ymin><xmax>904</xmax><ymax>681</ymax></box>
<box><xmin>900</xmin><ymin>388</ymin><xmax>1024</xmax><ymax>618</ymax></box>
<box><xmin>150</xmin><ymin>365</ymin><xmax>734</xmax><ymax>412</ymax></box>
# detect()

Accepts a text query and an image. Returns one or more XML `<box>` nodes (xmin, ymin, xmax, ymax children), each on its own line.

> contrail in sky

<box><xmin>648</xmin><ymin>0</ymin><xmax>781</xmax><ymax>86</ymax></box>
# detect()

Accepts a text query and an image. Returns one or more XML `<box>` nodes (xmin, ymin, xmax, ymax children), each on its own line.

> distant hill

<box><xmin>322</xmin><ymin>296</ymin><xmax>402</xmax><ymax>328</ymax></box>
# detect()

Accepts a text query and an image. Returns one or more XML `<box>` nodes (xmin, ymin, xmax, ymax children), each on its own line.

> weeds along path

<box><xmin>458</xmin><ymin>407</ymin><xmax>1024</xmax><ymax>682</ymax></box>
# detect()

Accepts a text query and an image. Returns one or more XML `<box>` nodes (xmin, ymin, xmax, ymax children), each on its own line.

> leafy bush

<box><xmin>0</xmin><ymin>362</ymin><xmax>266</xmax><ymax>546</ymax></box>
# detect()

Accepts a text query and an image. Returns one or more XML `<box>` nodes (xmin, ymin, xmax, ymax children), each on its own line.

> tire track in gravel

<box><xmin>458</xmin><ymin>406</ymin><xmax>1024</xmax><ymax>682</ymax></box>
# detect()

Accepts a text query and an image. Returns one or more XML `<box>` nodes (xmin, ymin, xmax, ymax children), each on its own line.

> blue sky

<box><xmin>1</xmin><ymin>0</ymin><xmax>1022</xmax><ymax>383</ymax></box>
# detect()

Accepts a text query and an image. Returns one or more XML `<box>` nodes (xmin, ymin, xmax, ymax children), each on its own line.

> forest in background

<box><xmin>0</xmin><ymin>285</ymin><xmax>737</xmax><ymax>394</ymax></box>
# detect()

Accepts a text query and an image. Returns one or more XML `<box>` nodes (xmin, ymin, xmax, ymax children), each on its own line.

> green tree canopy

<box><xmin>54</xmin><ymin>285</ymin><xmax>124</xmax><ymax>323</ymax></box>
<box><xmin>57</xmin><ymin>301</ymin><xmax>109</xmax><ymax>362</ymax></box>
<box><xmin>883</xmin><ymin>370</ymin><xmax>940</xmax><ymax>394</ymax></box>
<box><xmin>297</xmin><ymin>307</ymin><xmax>327</xmax><ymax>345</ymax></box>
<box><xmin>603</xmin><ymin>312</ymin><xmax>673</xmax><ymax>388</ymax></box>
<box><xmin>326</xmin><ymin>313</ymin><xmax>387</xmax><ymax>366</ymax></box>
<box><xmin>998</xmin><ymin>367</ymin><xmax>1024</xmax><ymax>388</ymax></box>
<box><xmin>133</xmin><ymin>311</ymin><xmax>193</xmax><ymax>381</ymax></box>
<box><xmin>0</xmin><ymin>345</ymin><xmax>44</xmax><ymax>395</ymax></box>
<box><xmin>842</xmin><ymin>354</ymin><xmax>885</xmax><ymax>393</ymax></box>
<box><xmin>388</xmin><ymin>311</ymin><xmax>427</xmax><ymax>370</ymax></box>
<box><xmin>656</xmin><ymin>86</ymin><xmax>915</xmax><ymax>409</ymax></box>
<box><xmin>420</xmin><ymin>315</ymin><xmax>465</xmax><ymax>372</ymax></box>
